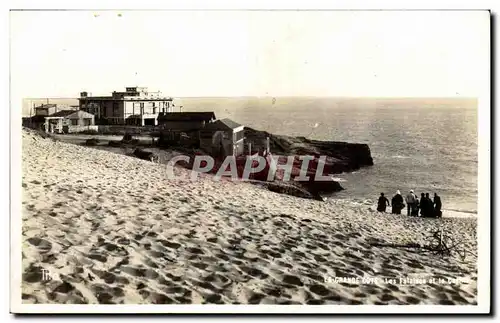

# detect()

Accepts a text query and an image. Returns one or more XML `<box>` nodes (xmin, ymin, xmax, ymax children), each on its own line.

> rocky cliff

<box><xmin>244</xmin><ymin>127</ymin><xmax>374</xmax><ymax>171</ymax></box>
<box><xmin>243</xmin><ymin>127</ymin><xmax>374</xmax><ymax>198</ymax></box>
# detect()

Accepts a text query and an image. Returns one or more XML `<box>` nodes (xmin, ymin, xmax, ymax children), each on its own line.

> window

<box><xmin>152</xmin><ymin>102</ymin><xmax>156</xmax><ymax>107</ymax></box>
<box><xmin>71</xmin><ymin>119</ymin><xmax>78</xmax><ymax>126</ymax></box>
<box><xmin>234</xmin><ymin>130</ymin><xmax>244</xmax><ymax>142</ymax></box>
<box><xmin>153</xmin><ymin>107</ymin><xmax>156</xmax><ymax>114</ymax></box>
<box><xmin>113</xmin><ymin>102</ymin><xmax>119</xmax><ymax>116</ymax></box>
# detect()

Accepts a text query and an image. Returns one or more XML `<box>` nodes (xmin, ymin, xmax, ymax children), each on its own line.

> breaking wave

<box><xmin>443</xmin><ymin>208</ymin><xmax>478</xmax><ymax>215</ymax></box>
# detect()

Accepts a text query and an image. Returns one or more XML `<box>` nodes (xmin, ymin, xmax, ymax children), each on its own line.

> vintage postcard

<box><xmin>10</xmin><ymin>8</ymin><xmax>490</xmax><ymax>314</ymax></box>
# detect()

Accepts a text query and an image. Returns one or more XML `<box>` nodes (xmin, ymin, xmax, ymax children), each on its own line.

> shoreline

<box><xmin>50</xmin><ymin>133</ymin><xmax>477</xmax><ymax>218</ymax></box>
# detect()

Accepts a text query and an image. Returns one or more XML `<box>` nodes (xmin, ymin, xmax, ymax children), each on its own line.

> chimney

<box><xmin>266</xmin><ymin>137</ymin><xmax>270</xmax><ymax>154</ymax></box>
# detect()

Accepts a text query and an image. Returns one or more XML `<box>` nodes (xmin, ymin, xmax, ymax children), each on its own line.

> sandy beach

<box><xmin>21</xmin><ymin>129</ymin><xmax>477</xmax><ymax>305</ymax></box>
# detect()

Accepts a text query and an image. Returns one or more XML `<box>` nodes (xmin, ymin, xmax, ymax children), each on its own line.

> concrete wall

<box><xmin>66</xmin><ymin>125</ymin><xmax>99</xmax><ymax>133</ymax></box>
<box><xmin>235</xmin><ymin>139</ymin><xmax>244</xmax><ymax>156</ymax></box>
<box><xmin>95</xmin><ymin>125</ymin><xmax>161</xmax><ymax>134</ymax></box>
<box><xmin>200</xmin><ymin>130</ymin><xmax>244</xmax><ymax>157</ymax></box>
<box><xmin>66</xmin><ymin>111</ymin><xmax>95</xmax><ymax>126</ymax></box>
<box><xmin>34</xmin><ymin>106</ymin><xmax>57</xmax><ymax>116</ymax></box>
<box><xmin>160</xmin><ymin>121</ymin><xmax>206</xmax><ymax>131</ymax></box>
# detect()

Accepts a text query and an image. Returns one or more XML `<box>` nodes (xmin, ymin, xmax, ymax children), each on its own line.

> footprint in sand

<box><xmin>297</xmin><ymin>261</ymin><xmax>316</xmax><ymax>270</ymax></box>
<box><xmin>95</xmin><ymin>291</ymin><xmax>115</xmax><ymax>304</ymax></box>
<box><xmin>23</xmin><ymin>265</ymin><xmax>44</xmax><ymax>283</ymax></box>
<box><xmin>281</xmin><ymin>274</ymin><xmax>304</xmax><ymax>287</ymax></box>
<box><xmin>406</xmin><ymin>260</ymin><xmax>425</xmax><ymax>269</ymax></box>
<box><xmin>148</xmin><ymin>250</ymin><xmax>166</xmax><ymax>259</ymax></box>
<box><xmin>47</xmin><ymin>282</ymin><xmax>87</xmax><ymax>304</ymax></box>
<box><xmin>120</xmin><ymin>266</ymin><xmax>159</xmax><ymax>279</ymax></box>
<box><xmin>101</xmin><ymin>242</ymin><xmax>129</xmax><ymax>257</ymax></box>
<box><xmin>262</xmin><ymin>287</ymin><xmax>288</xmax><ymax>299</ymax></box>
<box><xmin>438</xmin><ymin>299</ymin><xmax>455</xmax><ymax>305</ymax></box>
<box><xmin>238</xmin><ymin>266</ymin><xmax>269</xmax><ymax>280</ymax></box>
<box><xmin>165</xmin><ymin>273</ymin><xmax>184</xmax><ymax>282</ymax></box>
<box><xmin>186</xmin><ymin>247</ymin><xmax>204</xmax><ymax>255</ymax></box>
<box><xmin>302</xmin><ymin>272</ymin><xmax>324</xmax><ymax>283</ymax></box>
<box><xmin>86</xmin><ymin>253</ymin><xmax>107</xmax><ymax>263</ymax></box>
<box><xmin>26</xmin><ymin>237</ymin><xmax>52</xmax><ymax>253</ymax></box>
<box><xmin>203</xmin><ymin>293</ymin><xmax>224</xmax><ymax>304</ymax></box>
<box><xmin>157</xmin><ymin>239</ymin><xmax>181</xmax><ymax>250</ymax></box>
<box><xmin>246</xmin><ymin>291</ymin><xmax>266</xmax><ymax>304</ymax></box>
<box><xmin>194</xmin><ymin>280</ymin><xmax>224</xmax><ymax>295</ymax></box>
<box><xmin>21</xmin><ymin>293</ymin><xmax>38</xmax><ymax>304</ymax></box>
<box><xmin>90</xmin><ymin>269</ymin><xmax>117</xmax><ymax>284</ymax></box>
<box><xmin>404</xmin><ymin>296</ymin><xmax>421</xmax><ymax>304</ymax></box>
<box><xmin>379</xmin><ymin>293</ymin><xmax>398</xmax><ymax>302</ymax></box>
<box><xmin>307</xmin><ymin>299</ymin><xmax>326</xmax><ymax>305</ymax></box>
<box><xmin>40</xmin><ymin>253</ymin><xmax>58</xmax><ymax>264</ymax></box>
<box><xmin>308</xmin><ymin>284</ymin><xmax>332</xmax><ymax>297</ymax></box>
<box><xmin>147</xmin><ymin>292</ymin><xmax>176</xmax><ymax>304</ymax></box>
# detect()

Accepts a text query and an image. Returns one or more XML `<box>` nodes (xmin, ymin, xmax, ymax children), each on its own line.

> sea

<box><xmin>22</xmin><ymin>97</ymin><xmax>478</xmax><ymax>217</ymax></box>
<box><xmin>180</xmin><ymin>97</ymin><xmax>478</xmax><ymax>217</ymax></box>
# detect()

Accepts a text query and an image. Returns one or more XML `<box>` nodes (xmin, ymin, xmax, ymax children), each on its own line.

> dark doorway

<box><xmin>144</xmin><ymin>118</ymin><xmax>156</xmax><ymax>126</ymax></box>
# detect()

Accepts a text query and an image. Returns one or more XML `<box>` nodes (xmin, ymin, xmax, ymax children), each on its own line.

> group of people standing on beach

<box><xmin>377</xmin><ymin>190</ymin><xmax>442</xmax><ymax>218</ymax></box>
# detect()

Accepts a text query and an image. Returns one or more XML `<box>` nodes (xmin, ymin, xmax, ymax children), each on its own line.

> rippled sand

<box><xmin>21</xmin><ymin>129</ymin><xmax>477</xmax><ymax>305</ymax></box>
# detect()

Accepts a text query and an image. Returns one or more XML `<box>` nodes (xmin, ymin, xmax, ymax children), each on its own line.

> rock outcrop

<box><xmin>244</xmin><ymin>127</ymin><xmax>374</xmax><ymax>171</ymax></box>
<box><xmin>84</xmin><ymin>138</ymin><xmax>100</xmax><ymax>146</ymax></box>
<box><xmin>243</xmin><ymin>127</ymin><xmax>374</xmax><ymax>197</ymax></box>
<box><xmin>132</xmin><ymin>148</ymin><xmax>159</xmax><ymax>163</ymax></box>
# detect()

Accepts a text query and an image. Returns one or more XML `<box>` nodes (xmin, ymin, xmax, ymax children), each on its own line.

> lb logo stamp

<box><xmin>41</xmin><ymin>269</ymin><xmax>59</xmax><ymax>281</ymax></box>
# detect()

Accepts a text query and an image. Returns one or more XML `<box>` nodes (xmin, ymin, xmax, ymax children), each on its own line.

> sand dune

<box><xmin>21</xmin><ymin>129</ymin><xmax>477</xmax><ymax>305</ymax></box>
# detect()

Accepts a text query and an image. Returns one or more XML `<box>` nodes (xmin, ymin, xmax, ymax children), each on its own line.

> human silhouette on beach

<box><xmin>434</xmin><ymin>193</ymin><xmax>442</xmax><ymax>218</ymax></box>
<box><xmin>391</xmin><ymin>190</ymin><xmax>404</xmax><ymax>214</ymax></box>
<box><xmin>425</xmin><ymin>193</ymin><xmax>435</xmax><ymax>217</ymax></box>
<box><xmin>405</xmin><ymin>190</ymin><xmax>417</xmax><ymax>216</ymax></box>
<box><xmin>377</xmin><ymin>193</ymin><xmax>390</xmax><ymax>213</ymax></box>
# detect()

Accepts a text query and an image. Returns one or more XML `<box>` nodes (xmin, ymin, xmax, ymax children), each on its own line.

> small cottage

<box><xmin>51</xmin><ymin>110</ymin><xmax>95</xmax><ymax>126</ymax></box>
<box><xmin>200</xmin><ymin>118</ymin><xmax>245</xmax><ymax>157</ymax></box>
<box><xmin>43</xmin><ymin>110</ymin><xmax>95</xmax><ymax>133</ymax></box>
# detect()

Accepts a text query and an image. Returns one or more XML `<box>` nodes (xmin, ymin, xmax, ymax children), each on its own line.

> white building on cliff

<box><xmin>78</xmin><ymin>87</ymin><xmax>175</xmax><ymax>126</ymax></box>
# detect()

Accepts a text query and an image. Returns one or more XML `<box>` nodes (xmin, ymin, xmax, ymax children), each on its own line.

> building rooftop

<box><xmin>80</xmin><ymin>87</ymin><xmax>173</xmax><ymax>101</ymax></box>
<box><xmin>50</xmin><ymin>110</ymin><xmax>94</xmax><ymax>118</ymax></box>
<box><xmin>205</xmin><ymin>118</ymin><xmax>243</xmax><ymax>130</ymax></box>
<box><xmin>35</xmin><ymin>104</ymin><xmax>57</xmax><ymax>109</ymax></box>
<box><xmin>157</xmin><ymin>112</ymin><xmax>216</xmax><ymax>122</ymax></box>
<box><xmin>50</xmin><ymin>110</ymin><xmax>77</xmax><ymax>118</ymax></box>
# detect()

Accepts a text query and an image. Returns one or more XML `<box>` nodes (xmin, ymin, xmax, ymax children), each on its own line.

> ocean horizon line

<box><xmin>22</xmin><ymin>95</ymin><xmax>477</xmax><ymax>100</ymax></box>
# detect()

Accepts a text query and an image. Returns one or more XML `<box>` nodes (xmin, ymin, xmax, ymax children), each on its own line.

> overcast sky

<box><xmin>10</xmin><ymin>10</ymin><xmax>489</xmax><ymax>99</ymax></box>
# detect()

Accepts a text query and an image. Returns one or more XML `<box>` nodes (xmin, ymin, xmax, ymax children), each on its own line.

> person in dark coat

<box><xmin>425</xmin><ymin>193</ymin><xmax>434</xmax><ymax>217</ymax></box>
<box><xmin>412</xmin><ymin>196</ymin><xmax>420</xmax><ymax>216</ymax></box>
<box><xmin>377</xmin><ymin>193</ymin><xmax>390</xmax><ymax>213</ymax></box>
<box><xmin>391</xmin><ymin>190</ymin><xmax>404</xmax><ymax>214</ymax></box>
<box><xmin>420</xmin><ymin>193</ymin><xmax>427</xmax><ymax>217</ymax></box>
<box><xmin>433</xmin><ymin>193</ymin><xmax>442</xmax><ymax>217</ymax></box>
